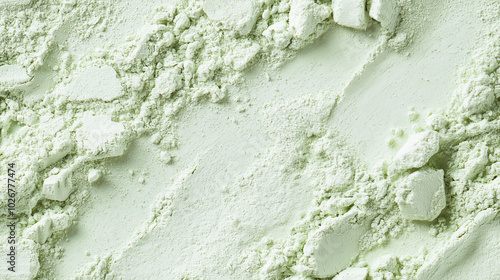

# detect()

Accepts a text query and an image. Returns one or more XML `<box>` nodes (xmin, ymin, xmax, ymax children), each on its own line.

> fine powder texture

<box><xmin>2</xmin><ymin>0</ymin><xmax>500</xmax><ymax>279</ymax></box>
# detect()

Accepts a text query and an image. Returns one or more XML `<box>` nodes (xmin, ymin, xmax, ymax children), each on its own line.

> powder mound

<box><xmin>63</xmin><ymin>66</ymin><xmax>124</xmax><ymax>101</ymax></box>
<box><xmin>202</xmin><ymin>0</ymin><xmax>261</xmax><ymax>35</ymax></box>
<box><xmin>449</xmin><ymin>141</ymin><xmax>489</xmax><ymax>182</ymax></box>
<box><xmin>455</xmin><ymin>73</ymin><xmax>495</xmax><ymax>116</ymax></box>
<box><xmin>0</xmin><ymin>64</ymin><xmax>31</xmax><ymax>86</ymax></box>
<box><xmin>151</xmin><ymin>68</ymin><xmax>183</xmax><ymax>98</ymax></box>
<box><xmin>88</xmin><ymin>169</ymin><xmax>101</xmax><ymax>184</ymax></box>
<box><xmin>75</xmin><ymin>115</ymin><xmax>126</xmax><ymax>159</ymax></box>
<box><xmin>396</xmin><ymin>169</ymin><xmax>446</xmax><ymax>221</ymax></box>
<box><xmin>333</xmin><ymin>0</ymin><xmax>370</xmax><ymax>30</ymax></box>
<box><xmin>372</xmin><ymin>254</ymin><xmax>399</xmax><ymax>273</ymax></box>
<box><xmin>34</xmin><ymin>137</ymin><xmax>73</xmax><ymax>172</ymax></box>
<box><xmin>303</xmin><ymin>208</ymin><xmax>371</xmax><ymax>278</ymax></box>
<box><xmin>390</xmin><ymin>131</ymin><xmax>439</xmax><ymax>175</ymax></box>
<box><xmin>224</xmin><ymin>40</ymin><xmax>261</xmax><ymax>71</ymax></box>
<box><xmin>42</xmin><ymin>167</ymin><xmax>74</xmax><ymax>201</ymax></box>
<box><xmin>23</xmin><ymin>207</ymin><xmax>75</xmax><ymax>244</ymax></box>
<box><xmin>42</xmin><ymin>157</ymin><xmax>86</xmax><ymax>201</ymax></box>
<box><xmin>263</xmin><ymin>22</ymin><xmax>293</xmax><ymax>49</ymax></box>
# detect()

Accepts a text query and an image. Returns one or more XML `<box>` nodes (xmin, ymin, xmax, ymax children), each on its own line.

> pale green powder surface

<box><xmin>1</xmin><ymin>0</ymin><xmax>500</xmax><ymax>279</ymax></box>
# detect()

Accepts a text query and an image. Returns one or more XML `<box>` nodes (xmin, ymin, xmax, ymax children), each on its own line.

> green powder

<box><xmin>2</xmin><ymin>0</ymin><xmax>500</xmax><ymax>279</ymax></box>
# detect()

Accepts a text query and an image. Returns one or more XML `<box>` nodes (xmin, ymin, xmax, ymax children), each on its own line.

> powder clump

<box><xmin>395</xmin><ymin>169</ymin><xmax>446</xmax><ymax>221</ymax></box>
<box><xmin>389</xmin><ymin>130</ymin><xmax>439</xmax><ymax>175</ymax></box>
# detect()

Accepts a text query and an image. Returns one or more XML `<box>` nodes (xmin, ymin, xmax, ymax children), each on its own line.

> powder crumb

<box><xmin>87</xmin><ymin>169</ymin><xmax>101</xmax><ymax>184</ymax></box>
<box><xmin>408</xmin><ymin>109</ymin><xmax>420</xmax><ymax>122</ymax></box>
<box><xmin>160</xmin><ymin>151</ymin><xmax>173</xmax><ymax>164</ymax></box>
<box><xmin>138</xmin><ymin>176</ymin><xmax>145</xmax><ymax>184</ymax></box>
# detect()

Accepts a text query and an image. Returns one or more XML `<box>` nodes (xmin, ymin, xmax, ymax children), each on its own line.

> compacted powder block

<box><xmin>304</xmin><ymin>208</ymin><xmax>371</xmax><ymax>278</ymax></box>
<box><xmin>332</xmin><ymin>0</ymin><xmax>370</xmax><ymax>30</ymax></box>
<box><xmin>396</xmin><ymin>169</ymin><xmax>446</xmax><ymax>221</ymax></box>
<box><xmin>369</xmin><ymin>0</ymin><xmax>399</xmax><ymax>29</ymax></box>
<box><xmin>333</xmin><ymin>267</ymin><xmax>369</xmax><ymax>280</ymax></box>
<box><xmin>390</xmin><ymin>131</ymin><xmax>440</xmax><ymax>175</ymax></box>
